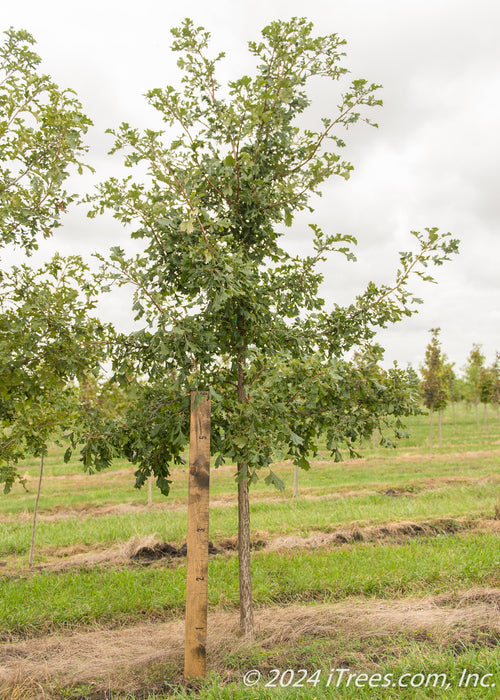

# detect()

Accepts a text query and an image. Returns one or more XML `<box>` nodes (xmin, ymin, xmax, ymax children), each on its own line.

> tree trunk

<box><xmin>438</xmin><ymin>408</ymin><xmax>442</xmax><ymax>447</ymax></box>
<box><xmin>236</xmin><ymin>340</ymin><xmax>254</xmax><ymax>639</ymax></box>
<box><xmin>372</xmin><ymin>429</ymin><xmax>377</xmax><ymax>449</ymax></box>
<box><xmin>483</xmin><ymin>403</ymin><xmax>488</xmax><ymax>433</ymax></box>
<box><xmin>293</xmin><ymin>464</ymin><xmax>299</xmax><ymax>499</ymax></box>
<box><xmin>429</xmin><ymin>408</ymin><xmax>433</xmax><ymax>457</ymax></box>
<box><xmin>29</xmin><ymin>454</ymin><xmax>44</xmax><ymax>568</ymax></box>
<box><xmin>238</xmin><ymin>464</ymin><xmax>254</xmax><ymax>638</ymax></box>
<box><xmin>475</xmin><ymin>399</ymin><xmax>479</xmax><ymax>428</ymax></box>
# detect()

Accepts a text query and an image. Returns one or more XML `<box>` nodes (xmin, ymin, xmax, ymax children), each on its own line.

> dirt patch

<box><xmin>131</xmin><ymin>541</ymin><xmax>222</xmax><ymax>561</ymax></box>
<box><xmin>0</xmin><ymin>533</ymin><xmax>268</xmax><ymax>576</ymax></box>
<box><xmin>1</xmin><ymin>589</ymin><xmax>499</xmax><ymax>699</ymax></box>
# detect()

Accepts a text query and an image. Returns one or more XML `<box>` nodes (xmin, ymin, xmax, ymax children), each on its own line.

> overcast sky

<box><xmin>3</xmin><ymin>0</ymin><xmax>499</xmax><ymax>372</ymax></box>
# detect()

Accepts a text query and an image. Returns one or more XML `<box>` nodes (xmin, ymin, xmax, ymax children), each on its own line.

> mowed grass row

<box><xmin>1</xmin><ymin>532</ymin><xmax>498</xmax><ymax>639</ymax></box>
<box><xmin>160</xmin><ymin>645</ymin><xmax>500</xmax><ymax>700</ymax></box>
<box><xmin>59</xmin><ymin>634</ymin><xmax>500</xmax><ymax>700</ymax></box>
<box><xmin>3</xmin><ymin>449</ymin><xmax>499</xmax><ymax>517</ymax></box>
<box><xmin>1</xmin><ymin>480</ymin><xmax>497</xmax><ymax>558</ymax></box>
<box><xmin>1</xmin><ymin>406</ymin><xmax>499</xmax><ymax>698</ymax></box>
<box><xmin>2</xmin><ymin>402</ymin><xmax>499</xmax><ymax>517</ymax></box>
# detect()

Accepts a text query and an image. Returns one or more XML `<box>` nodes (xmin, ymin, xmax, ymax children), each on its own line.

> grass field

<box><xmin>0</xmin><ymin>403</ymin><xmax>499</xmax><ymax>698</ymax></box>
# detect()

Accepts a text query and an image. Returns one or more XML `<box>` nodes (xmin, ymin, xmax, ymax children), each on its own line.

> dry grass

<box><xmin>1</xmin><ymin>589</ymin><xmax>499</xmax><ymax>698</ymax></box>
<box><xmin>3</xmin><ymin>517</ymin><xmax>499</xmax><ymax>577</ymax></box>
<box><xmin>266</xmin><ymin>517</ymin><xmax>500</xmax><ymax>552</ymax></box>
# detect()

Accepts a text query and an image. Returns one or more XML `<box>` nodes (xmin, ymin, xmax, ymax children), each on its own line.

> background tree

<box><xmin>0</xmin><ymin>28</ymin><xmax>92</xmax><ymax>252</ymax></box>
<box><xmin>441</xmin><ymin>361</ymin><xmax>456</xmax><ymax>430</ymax></box>
<box><xmin>447</xmin><ymin>366</ymin><xmax>464</xmax><ymax>426</ymax></box>
<box><xmin>463</xmin><ymin>344</ymin><xmax>485</xmax><ymax>428</ymax></box>
<box><xmin>478</xmin><ymin>362</ymin><xmax>496</xmax><ymax>432</ymax></box>
<box><xmin>0</xmin><ymin>257</ymin><xmax>111</xmax><ymax>564</ymax></box>
<box><xmin>0</xmin><ymin>28</ymin><xmax>106</xmax><ymax>559</ymax></box>
<box><xmin>491</xmin><ymin>352</ymin><xmax>500</xmax><ymax>423</ymax></box>
<box><xmin>420</xmin><ymin>328</ymin><xmax>452</xmax><ymax>453</ymax></box>
<box><xmin>401</xmin><ymin>363</ymin><xmax>420</xmax><ymax>434</ymax></box>
<box><xmin>90</xmin><ymin>18</ymin><xmax>458</xmax><ymax>638</ymax></box>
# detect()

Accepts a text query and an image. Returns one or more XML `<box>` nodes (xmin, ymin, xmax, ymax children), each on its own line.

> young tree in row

<box><xmin>0</xmin><ymin>257</ymin><xmax>111</xmax><ymax>564</ymax></box>
<box><xmin>478</xmin><ymin>356</ymin><xmax>500</xmax><ymax>431</ymax></box>
<box><xmin>90</xmin><ymin>18</ymin><xmax>458</xmax><ymax>637</ymax></box>
<box><xmin>0</xmin><ymin>26</ymin><xmax>99</xmax><ymax>481</ymax></box>
<box><xmin>463</xmin><ymin>344</ymin><xmax>485</xmax><ymax>427</ymax></box>
<box><xmin>491</xmin><ymin>352</ymin><xmax>500</xmax><ymax>422</ymax></box>
<box><xmin>420</xmin><ymin>328</ymin><xmax>453</xmax><ymax>453</ymax></box>
<box><xmin>0</xmin><ymin>29</ymin><xmax>112</xmax><ymax>561</ymax></box>
<box><xmin>448</xmin><ymin>369</ymin><xmax>464</xmax><ymax>426</ymax></box>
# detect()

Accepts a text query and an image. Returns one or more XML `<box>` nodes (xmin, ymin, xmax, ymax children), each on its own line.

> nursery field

<box><xmin>0</xmin><ymin>404</ymin><xmax>499</xmax><ymax>699</ymax></box>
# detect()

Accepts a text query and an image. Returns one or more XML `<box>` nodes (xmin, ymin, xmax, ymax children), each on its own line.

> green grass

<box><xmin>1</xmin><ymin>402</ymin><xmax>499</xmax><ymax>698</ymax></box>
<box><xmin>48</xmin><ymin>629</ymin><xmax>500</xmax><ymax>699</ymax></box>
<box><xmin>1</xmin><ymin>532</ymin><xmax>498</xmax><ymax>639</ymax></box>
<box><xmin>156</xmin><ymin>644</ymin><xmax>500</xmax><ymax>699</ymax></box>
<box><xmin>0</xmin><ymin>476</ymin><xmax>496</xmax><ymax>558</ymax></box>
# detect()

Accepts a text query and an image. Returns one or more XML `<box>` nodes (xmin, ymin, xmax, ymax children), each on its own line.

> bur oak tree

<box><xmin>91</xmin><ymin>18</ymin><xmax>458</xmax><ymax>637</ymax></box>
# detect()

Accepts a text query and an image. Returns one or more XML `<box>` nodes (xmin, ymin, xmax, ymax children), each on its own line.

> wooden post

<box><xmin>184</xmin><ymin>391</ymin><xmax>211</xmax><ymax>679</ymax></box>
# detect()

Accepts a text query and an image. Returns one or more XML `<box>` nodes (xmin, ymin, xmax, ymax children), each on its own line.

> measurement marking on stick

<box><xmin>184</xmin><ymin>391</ymin><xmax>211</xmax><ymax>680</ymax></box>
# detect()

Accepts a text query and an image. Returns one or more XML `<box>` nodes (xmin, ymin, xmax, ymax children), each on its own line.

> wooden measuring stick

<box><xmin>184</xmin><ymin>391</ymin><xmax>211</xmax><ymax>678</ymax></box>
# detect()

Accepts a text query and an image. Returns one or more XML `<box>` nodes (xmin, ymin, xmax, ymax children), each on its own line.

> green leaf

<box><xmin>179</xmin><ymin>219</ymin><xmax>194</xmax><ymax>234</ymax></box>
<box><xmin>297</xmin><ymin>455</ymin><xmax>310</xmax><ymax>471</ymax></box>
<box><xmin>264</xmin><ymin>470</ymin><xmax>285</xmax><ymax>491</ymax></box>
<box><xmin>209</xmin><ymin>387</ymin><xmax>223</xmax><ymax>402</ymax></box>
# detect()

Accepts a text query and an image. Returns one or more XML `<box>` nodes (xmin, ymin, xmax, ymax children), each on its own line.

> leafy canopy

<box><xmin>0</xmin><ymin>256</ymin><xmax>111</xmax><ymax>492</ymax></box>
<box><xmin>90</xmin><ymin>18</ymin><xmax>458</xmax><ymax>494</ymax></box>
<box><xmin>0</xmin><ymin>28</ymin><xmax>108</xmax><ymax>491</ymax></box>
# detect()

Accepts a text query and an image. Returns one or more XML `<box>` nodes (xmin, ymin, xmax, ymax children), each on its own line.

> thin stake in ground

<box><xmin>184</xmin><ymin>391</ymin><xmax>211</xmax><ymax>679</ymax></box>
<box><xmin>29</xmin><ymin>453</ymin><xmax>45</xmax><ymax>568</ymax></box>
